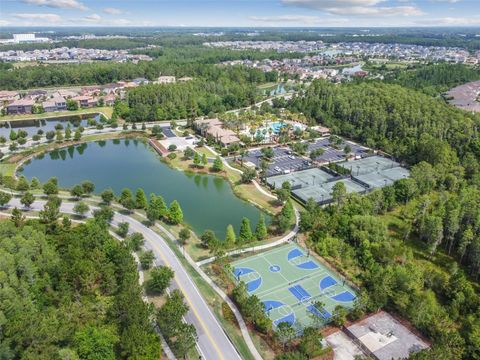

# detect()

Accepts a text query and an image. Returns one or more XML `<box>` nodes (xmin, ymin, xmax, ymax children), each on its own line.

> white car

<box><xmin>274</xmin><ymin>166</ymin><xmax>281</xmax><ymax>172</ymax></box>
<box><xmin>283</xmin><ymin>169</ymin><xmax>291</xmax><ymax>174</ymax></box>
<box><xmin>289</xmin><ymin>155</ymin><xmax>296</xmax><ymax>160</ymax></box>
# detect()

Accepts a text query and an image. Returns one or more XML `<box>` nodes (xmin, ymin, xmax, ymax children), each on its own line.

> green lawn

<box><xmin>0</xmin><ymin>106</ymin><xmax>113</xmax><ymax>122</ymax></box>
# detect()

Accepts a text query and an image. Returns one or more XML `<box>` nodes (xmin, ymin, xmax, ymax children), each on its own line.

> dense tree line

<box><xmin>115</xmin><ymin>66</ymin><xmax>273</xmax><ymax>121</ymax></box>
<box><xmin>386</xmin><ymin>63</ymin><xmax>480</xmax><ymax>95</ymax></box>
<box><xmin>0</xmin><ymin>46</ymin><xmax>279</xmax><ymax>90</ymax></box>
<box><xmin>0</xmin><ymin>218</ymin><xmax>160</xmax><ymax>359</ymax></box>
<box><xmin>284</xmin><ymin>80</ymin><xmax>480</xmax><ymax>359</ymax></box>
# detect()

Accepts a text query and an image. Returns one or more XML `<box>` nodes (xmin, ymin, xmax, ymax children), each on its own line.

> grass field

<box><xmin>0</xmin><ymin>106</ymin><xmax>113</xmax><ymax>122</ymax></box>
<box><xmin>231</xmin><ymin>243</ymin><xmax>357</xmax><ymax>332</ymax></box>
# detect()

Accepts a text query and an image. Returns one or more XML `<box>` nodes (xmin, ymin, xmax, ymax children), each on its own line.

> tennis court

<box><xmin>339</xmin><ymin>155</ymin><xmax>401</xmax><ymax>176</ymax></box>
<box><xmin>231</xmin><ymin>243</ymin><xmax>357</xmax><ymax>332</ymax></box>
<box><xmin>266</xmin><ymin>168</ymin><xmax>335</xmax><ymax>190</ymax></box>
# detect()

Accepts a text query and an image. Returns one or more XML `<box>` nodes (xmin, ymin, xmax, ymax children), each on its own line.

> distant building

<box><xmin>72</xmin><ymin>95</ymin><xmax>97</xmax><ymax>108</ymax></box>
<box><xmin>155</xmin><ymin>76</ymin><xmax>176</xmax><ymax>84</ymax></box>
<box><xmin>6</xmin><ymin>99</ymin><xmax>35</xmax><ymax>114</ymax></box>
<box><xmin>178</xmin><ymin>76</ymin><xmax>193</xmax><ymax>82</ymax></box>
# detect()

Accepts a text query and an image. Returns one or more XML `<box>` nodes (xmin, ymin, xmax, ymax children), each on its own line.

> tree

<box><xmin>0</xmin><ymin>191</ymin><xmax>12</xmax><ymax>207</ymax></box>
<box><xmin>241</xmin><ymin>168</ymin><xmax>257</xmax><ymax>183</ymax></box>
<box><xmin>298</xmin><ymin>327</ymin><xmax>323</xmax><ymax>357</ymax></box>
<box><xmin>117</xmin><ymin>222</ymin><xmax>130</xmax><ymax>238</ymax></box>
<box><xmin>238</xmin><ymin>217</ymin><xmax>253</xmax><ymax>244</ymax></box>
<box><xmin>275</xmin><ymin>322</ymin><xmax>296</xmax><ymax>350</ymax></box>
<box><xmin>43</xmin><ymin>177</ymin><xmax>59</xmax><ymax>195</ymax></box>
<box><xmin>93</xmin><ymin>206</ymin><xmax>114</xmax><ymax>225</ymax></box>
<box><xmin>168</xmin><ymin>144</ymin><xmax>177</xmax><ymax>151</ymax></box>
<box><xmin>200</xmin><ymin>230</ymin><xmax>217</xmax><ymax>249</ymax></box>
<box><xmin>20</xmin><ymin>191</ymin><xmax>35</xmax><ymax>208</ymax></box>
<box><xmin>70</xmin><ymin>184</ymin><xmax>84</xmax><ymax>199</ymax></box>
<box><xmin>225</xmin><ymin>224</ymin><xmax>236</xmax><ymax>247</ymax></box>
<box><xmin>11</xmin><ymin>207</ymin><xmax>25</xmax><ymax>228</ymax></box>
<box><xmin>171</xmin><ymin>323</ymin><xmax>197</xmax><ymax>359</ymax></box>
<box><xmin>332</xmin><ymin>181</ymin><xmax>347</xmax><ymax>205</ymax></box>
<box><xmin>73</xmin><ymin>202</ymin><xmax>90</xmax><ymax>217</ymax></box>
<box><xmin>39</xmin><ymin>196</ymin><xmax>61</xmax><ymax>233</ymax></box>
<box><xmin>211</xmin><ymin>156</ymin><xmax>223</xmax><ymax>172</ymax></box>
<box><xmin>201</xmin><ymin>153</ymin><xmax>208</xmax><ymax>167</ymax></box>
<box><xmin>119</xmin><ymin>188</ymin><xmax>135</xmax><ymax>212</ymax></box>
<box><xmin>135</xmin><ymin>188</ymin><xmax>148</xmax><ymax>209</ymax></box>
<box><xmin>16</xmin><ymin>176</ymin><xmax>30</xmax><ymax>191</ymax></box>
<box><xmin>46</xmin><ymin>130</ymin><xmax>55</xmax><ymax>141</ymax></box>
<box><xmin>139</xmin><ymin>250</ymin><xmax>155</xmax><ymax>270</ymax></box>
<box><xmin>56</xmin><ymin>130</ymin><xmax>64</xmax><ymax>142</ymax></box>
<box><xmin>168</xmin><ymin>200</ymin><xmax>183</xmax><ymax>225</ymax></box>
<box><xmin>157</xmin><ymin>289</ymin><xmax>189</xmax><ymax>338</ymax></box>
<box><xmin>81</xmin><ymin>181</ymin><xmax>95</xmax><ymax>195</ymax></box>
<box><xmin>100</xmin><ymin>189</ymin><xmax>115</xmax><ymax>205</ymax></box>
<box><xmin>67</xmin><ymin>99</ymin><xmax>78</xmax><ymax>111</ymax></box>
<box><xmin>145</xmin><ymin>266</ymin><xmax>174</xmax><ymax>294</ymax></box>
<box><xmin>261</xmin><ymin>147</ymin><xmax>274</xmax><ymax>159</ymax></box>
<box><xmin>183</xmin><ymin>147</ymin><xmax>195</xmax><ymax>159</ymax></box>
<box><xmin>65</xmin><ymin>127</ymin><xmax>72</xmax><ymax>140</ymax></box>
<box><xmin>124</xmin><ymin>232</ymin><xmax>145</xmax><ymax>252</ymax></box>
<box><xmin>193</xmin><ymin>152</ymin><xmax>201</xmax><ymax>167</ymax></box>
<box><xmin>332</xmin><ymin>305</ymin><xmax>348</xmax><ymax>327</ymax></box>
<box><xmin>255</xmin><ymin>214</ymin><xmax>268</xmax><ymax>240</ymax></box>
<box><xmin>30</xmin><ymin>177</ymin><xmax>40</xmax><ymax>189</ymax></box>
<box><xmin>178</xmin><ymin>228</ymin><xmax>191</xmax><ymax>245</ymax></box>
<box><xmin>74</xmin><ymin>325</ymin><xmax>118</xmax><ymax>360</ymax></box>
<box><xmin>74</xmin><ymin>129</ymin><xmax>82</xmax><ymax>141</ymax></box>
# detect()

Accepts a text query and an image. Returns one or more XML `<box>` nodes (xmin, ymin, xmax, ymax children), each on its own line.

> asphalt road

<box><xmin>8</xmin><ymin>198</ymin><xmax>242</xmax><ymax>360</ymax></box>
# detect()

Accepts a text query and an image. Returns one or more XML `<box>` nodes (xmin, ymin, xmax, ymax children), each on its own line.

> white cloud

<box><xmin>421</xmin><ymin>16</ymin><xmax>480</xmax><ymax>25</ymax></box>
<box><xmin>282</xmin><ymin>0</ymin><xmax>424</xmax><ymax>16</ymax></box>
<box><xmin>81</xmin><ymin>13</ymin><xmax>102</xmax><ymax>22</ymax></box>
<box><xmin>0</xmin><ymin>20</ymin><xmax>11</xmax><ymax>26</ymax></box>
<box><xmin>103</xmin><ymin>7</ymin><xmax>123</xmax><ymax>15</ymax></box>
<box><xmin>22</xmin><ymin>0</ymin><xmax>87</xmax><ymax>11</ymax></box>
<box><xmin>429</xmin><ymin>0</ymin><xmax>461</xmax><ymax>3</ymax></box>
<box><xmin>13</xmin><ymin>13</ymin><xmax>62</xmax><ymax>22</ymax></box>
<box><xmin>249</xmin><ymin>14</ymin><xmax>348</xmax><ymax>25</ymax></box>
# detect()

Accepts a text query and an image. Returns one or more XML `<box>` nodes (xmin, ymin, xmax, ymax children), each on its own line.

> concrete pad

<box><xmin>326</xmin><ymin>331</ymin><xmax>364</xmax><ymax>360</ymax></box>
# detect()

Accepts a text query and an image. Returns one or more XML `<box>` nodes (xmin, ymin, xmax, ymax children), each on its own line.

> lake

<box><xmin>19</xmin><ymin>138</ymin><xmax>266</xmax><ymax>238</ymax></box>
<box><xmin>0</xmin><ymin>113</ymin><xmax>101</xmax><ymax>138</ymax></box>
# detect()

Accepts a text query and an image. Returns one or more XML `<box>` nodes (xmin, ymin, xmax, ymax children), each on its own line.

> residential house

<box><xmin>103</xmin><ymin>93</ymin><xmax>116</xmax><ymax>106</ymax></box>
<box><xmin>72</xmin><ymin>95</ymin><xmax>96</xmax><ymax>108</ymax></box>
<box><xmin>42</xmin><ymin>101</ymin><xmax>57</xmax><ymax>112</ymax></box>
<box><xmin>132</xmin><ymin>77</ymin><xmax>149</xmax><ymax>85</ymax></box>
<box><xmin>178</xmin><ymin>76</ymin><xmax>192</xmax><ymax>82</ymax></box>
<box><xmin>0</xmin><ymin>90</ymin><xmax>20</xmax><ymax>105</ymax></box>
<box><xmin>52</xmin><ymin>95</ymin><xmax>67</xmax><ymax>111</ymax></box>
<box><xmin>6</xmin><ymin>99</ymin><xmax>35</xmax><ymax>114</ymax></box>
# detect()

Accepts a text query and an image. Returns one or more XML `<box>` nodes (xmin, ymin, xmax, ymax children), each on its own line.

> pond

<box><xmin>19</xmin><ymin>138</ymin><xmax>266</xmax><ymax>239</ymax></box>
<box><xmin>0</xmin><ymin>113</ymin><xmax>101</xmax><ymax>138</ymax></box>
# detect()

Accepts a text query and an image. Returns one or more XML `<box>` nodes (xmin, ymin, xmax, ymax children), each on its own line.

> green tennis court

<box><xmin>231</xmin><ymin>243</ymin><xmax>357</xmax><ymax>332</ymax></box>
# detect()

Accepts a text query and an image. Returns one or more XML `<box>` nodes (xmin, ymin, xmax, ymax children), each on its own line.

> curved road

<box><xmin>7</xmin><ymin>198</ymin><xmax>242</xmax><ymax>360</ymax></box>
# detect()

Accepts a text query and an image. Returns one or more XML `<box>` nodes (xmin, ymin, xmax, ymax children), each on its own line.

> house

<box><xmin>0</xmin><ymin>90</ymin><xmax>20</xmax><ymax>104</ymax></box>
<box><xmin>103</xmin><ymin>93</ymin><xmax>116</xmax><ymax>106</ymax></box>
<box><xmin>56</xmin><ymin>89</ymin><xmax>78</xmax><ymax>99</ymax></box>
<box><xmin>178</xmin><ymin>76</ymin><xmax>192</xmax><ymax>82</ymax></box>
<box><xmin>27</xmin><ymin>89</ymin><xmax>47</xmax><ymax>101</ymax></box>
<box><xmin>42</xmin><ymin>101</ymin><xmax>57</xmax><ymax>112</ymax></box>
<box><xmin>52</xmin><ymin>95</ymin><xmax>67</xmax><ymax>110</ymax></box>
<box><xmin>194</xmin><ymin>118</ymin><xmax>240</xmax><ymax>147</ymax></box>
<box><xmin>6</xmin><ymin>99</ymin><xmax>35</xmax><ymax>114</ymax></box>
<box><xmin>72</xmin><ymin>95</ymin><xmax>96</xmax><ymax>108</ymax></box>
<box><xmin>155</xmin><ymin>76</ymin><xmax>176</xmax><ymax>84</ymax></box>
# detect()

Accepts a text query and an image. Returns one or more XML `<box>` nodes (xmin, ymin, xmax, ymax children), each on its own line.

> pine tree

<box><xmin>238</xmin><ymin>217</ymin><xmax>253</xmax><ymax>244</ymax></box>
<box><xmin>135</xmin><ymin>188</ymin><xmax>148</xmax><ymax>209</ymax></box>
<box><xmin>168</xmin><ymin>200</ymin><xmax>183</xmax><ymax>225</ymax></box>
<box><xmin>225</xmin><ymin>224</ymin><xmax>236</xmax><ymax>247</ymax></box>
<box><xmin>255</xmin><ymin>214</ymin><xmax>268</xmax><ymax>240</ymax></box>
<box><xmin>193</xmin><ymin>152</ymin><xmax>201</xmax><ymax>167</ymax></box>
<box><xmin>201</xmin><ymin>153</ymin><xmax>208</xmax><ymax>167</ymax></box>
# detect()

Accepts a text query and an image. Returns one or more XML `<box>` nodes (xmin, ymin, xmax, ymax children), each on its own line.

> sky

<box><xmin>0</xmin><ymin>0</ymin><xmax>479</xmax><ymax>28</ymax></box>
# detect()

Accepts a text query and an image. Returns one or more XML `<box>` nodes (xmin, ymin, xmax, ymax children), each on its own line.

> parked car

<box><xmin>289</xmin><ymin>155</ymin><xmax>296</xmax><ymax>160</ymax></box>
<box><xmin>274</xmin><ymin>166</ymin><xmax>281</xmax><ymax>172</ymax></box>
<box><xmin>283</xmin><ymin>169</ymin><xmax>291</xmax><ymax>174</ymax></box>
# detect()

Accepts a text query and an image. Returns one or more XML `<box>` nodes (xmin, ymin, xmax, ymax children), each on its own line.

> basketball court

<box><xmin>231</xmin><ymin>243</ymin><xmax>357</xmax><ymax>332</ymax></box>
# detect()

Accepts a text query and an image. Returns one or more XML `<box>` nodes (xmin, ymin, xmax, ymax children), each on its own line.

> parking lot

<box><xmin>243</xmin><ymin>147</ymin><xmax>311</xmax><ymax>177</ymax></box>
<box><xmin>308</xmin><ymin>138</ymin><xmax>369</xmax><ymax>164</ymax></box>
<box><xmin>162</xmin><ymin>126</ymin><xmax>176</xmax><ymax>138</ymax></box>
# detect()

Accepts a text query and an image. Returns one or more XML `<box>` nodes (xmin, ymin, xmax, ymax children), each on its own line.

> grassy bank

<box><xmin>0</xmin><ymin>106</ymin><xmax>113</xmax><ymax>122</ymax></box>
